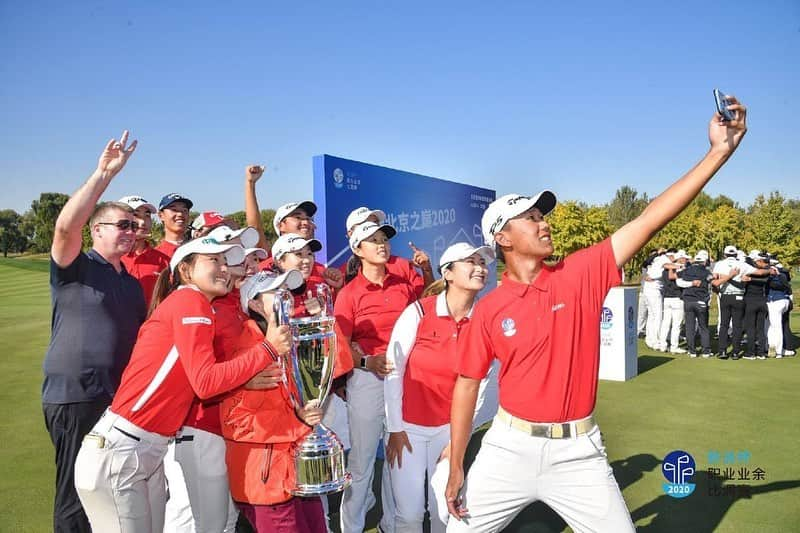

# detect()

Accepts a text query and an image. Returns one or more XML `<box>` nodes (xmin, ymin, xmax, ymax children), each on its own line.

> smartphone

<box><xmin>713</xmin><ymin>89</ymin><xmax>736</xmax><ymax>121</ymax></box>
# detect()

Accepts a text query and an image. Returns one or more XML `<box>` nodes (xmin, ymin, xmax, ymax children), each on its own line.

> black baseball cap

<box><xmin>159</xmin><ymin>193</ymin><xmax>194</xmax><ymax>211</ymax></box>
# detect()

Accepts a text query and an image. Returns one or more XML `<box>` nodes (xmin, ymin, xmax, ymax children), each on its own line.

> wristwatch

<box><xmin>360</xmin><ymin>356</ymin><xmax>368</xmax><ymax>369</ymax></box>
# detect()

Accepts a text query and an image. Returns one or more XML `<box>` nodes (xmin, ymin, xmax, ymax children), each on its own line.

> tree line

<box><xmin>2</xmin><ymin>188</ymin><xmax>798</xmax><ymax>279</ymax></box>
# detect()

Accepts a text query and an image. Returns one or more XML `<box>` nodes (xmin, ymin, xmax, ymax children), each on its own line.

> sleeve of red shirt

<box><xmin>174</xmin><ymin>292</ymin><xmax>269</xmax><ymax>400</ymax></box>
<box><xmin>457</xmin><ymin>302</ymin><xmax>495</xmax><ymax>380</ymax></box>
<box><xmin>564</xmin><ymin>238</ymin><xmax>622</xmax><ymax>309</ymax></box>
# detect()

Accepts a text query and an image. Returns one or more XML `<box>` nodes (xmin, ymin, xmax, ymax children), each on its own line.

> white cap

<box><xmin>481</xmin><ymin>191</ymin><xmax>557</xmax><ymax>246</ymax></box>
<box><xmin>736</xmin><ymin>250</ymin><xmax>746</xmax><ymax>262</ymax></box>
<box><xmin>723</xmin><ymin>245</ymin><xmax>738</xmax><ymax>256</ymax></box>
<box><xmin>169</xmin><ymin>238</ymin><xmax>246</xmax><ymax>272</ymax></box>
<box><xmin>438</xmin><ymin>242</ymin><xmax>496</xmax><ymax>272</ymax></box>
<box><xmin>244</xmin><ymin>247</ymin><xmax>268</xmax><ymax>260</ymax></box>
<box><xmin>748</xmin><ymin>249</ymin><xmax>766</xmax><ymax>261</ymax></box>
<box><xmin>346</xmin><ymin>207</ymin><xmax>386</xmax><ymax>232</ymax></box>
<box><xmin>239</xmin><ymin>269</ymin><xmax>304</xmax><ymax>313</ymax></box>
<box><xmin>696</xmin><ymin>250</ymin><xmax>709</xmax><ymax>260</ymax></box>
<box><xmin>207</xmin><ymin>225</ymin><xmax>259</xmax><ymax>249</ymax></box>
<box><xmin>693</xmin><ymin>252</ymin><xmax>706</xmax><ymax>262</ymax></box>
<box><xmin>271</xmin><ymin>233</ymin><xmax>322</xmax><ymax>261</ymax></box>
<box><xmin>273</xmin><ymin>201</ymin><xmax>317</xmax><ymax>234</ymax></box>
<box><xmin>118</xmin><ymin>195</ymin><xmax>156</xmax><ymax>213</ymax></box>
<box><xmin>674</xmin><ymin>250</ymin><xmax>690</xmax><ymax>260</ymax></box>
<box><xmin>349</xmin><ymin>222</ymin><xmax>397</xmax><ymax>251</ymax></box>
<box><xmin>191</xmin><ymin>211</ymin><xmax>226</xmax><ymax>231</ymax></box>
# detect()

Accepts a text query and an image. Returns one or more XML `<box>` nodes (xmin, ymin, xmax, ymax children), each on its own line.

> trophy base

<box><xmin>291</xmin><ymin>424</ymin><xmax>353</xmax><ymax>496</ymax></box>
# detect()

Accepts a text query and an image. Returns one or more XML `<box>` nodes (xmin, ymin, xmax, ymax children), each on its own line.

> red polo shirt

<box><xmin>111</xmin><ymin>286</ymin><xmax>269</xmax><ymax>436</ymax></box>
<box><xmin>459</xmin><ymin>238</ymin><xmax>621</xmax><ymax>423</ymax></box>
<box><xmin>334</xmin><ymin>270</ymin><xmax>417</xmax><ymax>356</ymax></box>
<box><xmin>154</xmin><ymin>240</ymin><xmax>183</xmax><ymax>259</ymax></box>
<box><xmin>120</xmin><ymin>243</ymin><xmax>169</xmax><ymax>309</ymax></box>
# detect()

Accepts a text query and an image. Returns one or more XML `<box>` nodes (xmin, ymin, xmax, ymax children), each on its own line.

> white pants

<box><xmin>658</xmin><ymin>297</ymin><xmax>685</xmax><ymax>350</ymax></box>
<box><xmin>388</xmin><ymin>422</ymin><xmax>450</xmax><ymax>533</ymax></box>
<box><xmin>446</xmin><ymin>419</ymin><xmax>634</xmax><ymax>533</ymax></box>
<box><xmin>163</xmin><ymin>426</ymin><xmax>238</xmax><ymax>533</ymax></box>
<box><xmin>341</xmin><ymin>369</ymin><xmax>395</xmax><ymax>533</ymax></box>
<box><xmin>75</xmin><ymin>410</ymin><xmax>169</xmax><ymax>533</ymax></box>
<box><xmin>643</xmin><ymin>288</ymin><xmax>663</xmax><ymax>348</ymax></box>
<box><xmin>636</xmin><ymin>288</ymin><xmax>648</xmax><ymax>335</ymax></box>
<box><xmin>767</xmin><ymin>299</ymin><xmax>790</xmax><ymax>354</ymax></box>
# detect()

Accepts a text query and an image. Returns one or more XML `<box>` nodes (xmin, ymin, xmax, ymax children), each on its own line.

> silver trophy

<box><xmin>273</xmin><ymin>284</ymin><xmax>352</xmax><ymax>496</ymax></box>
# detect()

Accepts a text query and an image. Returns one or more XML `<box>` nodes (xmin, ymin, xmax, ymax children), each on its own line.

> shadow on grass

<box><xmin>637</xmin><ymin>355</ymin><xmax>674</xmax><ymax>376</ymax></box>
<box><xmin>632</xmin><ymin>477</ymin><xmax>800</xmax><ymax>532</ymax></box>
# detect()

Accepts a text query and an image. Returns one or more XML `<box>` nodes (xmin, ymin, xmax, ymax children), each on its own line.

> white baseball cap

<box><xmin>674</xmin><ymin>250</ymin><xmax>690</xmax><ymax>260</ymax></box>
<box><xmin>748</xmin><ymin>249</ymin><xmax>767</xmax><ymax>261</ymax></box>
<box><xmin>346</xmin><ymin>207</ymin><xmax>386</xmax><ymax>232</ymax></box>
<box><xmin>481</xmin><ymin>191</ymin><xmax>557</xmax><ymax>246</ymax></box>
<box><xmin>723</xmin><ymin>245</ymin><xmax>738</xmax><ymax>256</ymax></box>
<box><xmin>169</xmin><ymin>238</ymin><xmax>246</xmax><ymax>272</ymax></box>
<box><xmin>118</xmin><ymin>195</ymin><xmax>156</xmax><ymax>213</ymax></box>
<box><xmin>239</xmin><ymin>269</ymin><xmax>304</xmax><ymax>314</ymax></box>
<box><xmin>438</xmin><ymin>242</ymin><xmax>496</xmax><ymax>273</ymax></box>
<box><xmin>273</xmin><ymin>201</ymin><xmax>317</xmax><ymax>234</ymax></box>
<box><xmin>271</xmin><ymin>233</ymin><xmax>322</xmax><ymax>261</ymax></box>
<box><xmin>349</xmin><ymin>222</ymin><xmax>397</xmax><ymax>252</ymax></box>
<box><xmin>191</xmin><ymin>211</ymin><xmax>226</xmax><ymax>231</ymax></box>
<box><xmin>244</xmin><ymin>247</ymin><xmax>268</xmax><ymax>260</ymax></box>
<box><xmin>696</xmin><ymin>250</ymin><xmax>709</xmax><ymax>261</ymax></box>
<box><xmin>207</xmin><ymin>225</ymin><xmax>260</xmax><ymax>249</ymax></box>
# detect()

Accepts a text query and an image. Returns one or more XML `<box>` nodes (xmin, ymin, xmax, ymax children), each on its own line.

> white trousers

<box><xmin>75</xmin><ymin>410</ymin><xmax>169</xmax><ymax>533</ymax></box>
<box><xmin>388</xmin><ymin>422</ymin><xmax>450</xmax><ymax>533</ymax></box>
<box><xmin>163</xmin><ymin>426</ymin><xmax>238</xmax><ymax>533</ymax></box>
<box><xmin>643</xmin><ymin>288</ymin><xmax>663</xmax><ymax>348</ymax></box>
<box><xmin>767</xmin><ymin>299</ymin><xmax>790</xmax><ymax>353</ymax></box>
<box><xmin>636</xmin><ymin>289</ymin><xmax>648</xmax><ymax>335</ymax></box>
<box><xmin>446</xmin><ymin>419</ymin><xmax>634</xmax><ymax>533</ymax></box>
<box><xmin>341</xmin><ymin>369</ymin><xmax>395</xmax><ymax>533</ymax></box>
<box><xmin>658</xmin><ymin>297</ymin><xmax>685</xmax><ymax>350</ymax></box>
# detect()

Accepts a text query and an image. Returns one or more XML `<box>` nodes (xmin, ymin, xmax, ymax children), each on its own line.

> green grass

<box><xmin>1</xmin><ymin>257</ymin><xmax>798</xmax><ymax>532</ymax></box>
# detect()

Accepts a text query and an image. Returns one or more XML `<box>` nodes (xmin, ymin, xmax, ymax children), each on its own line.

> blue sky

<box><xmin>2</xmin><ymin>1</ymin><xmax>798</xmax><ymax>215</ymax></box>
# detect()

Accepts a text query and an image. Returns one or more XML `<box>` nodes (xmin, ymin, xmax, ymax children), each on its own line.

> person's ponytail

<box><xmin>345</xmin><ymin>254</ymin><xmax>361</xmax><ymax>283</ymax></box>
<box><xmin>148</xmin><ymin>255</ymin><xmax>197</xmax><ymax>317</ymax></box>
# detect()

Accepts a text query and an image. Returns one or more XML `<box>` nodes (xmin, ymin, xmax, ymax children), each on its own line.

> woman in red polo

<box><xmin>334</xmin><ymin>221</ymin><xmax>418</xmax><ymax>533</ymax></box>
<box><xmin>74</xmin><ymin>238</ymin><xmax>285</xmax><ymax>533</ymax></box>
<box><xmin>383</xmin><ymin>243</ymin><xmax>495</xmax><ymax>533</ymax></box>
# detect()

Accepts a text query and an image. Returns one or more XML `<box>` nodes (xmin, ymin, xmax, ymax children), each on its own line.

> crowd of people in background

<box><xmin>638</xmin><ymin>246</ymin><xmax>796</xmax><ymax>359</ymax></box>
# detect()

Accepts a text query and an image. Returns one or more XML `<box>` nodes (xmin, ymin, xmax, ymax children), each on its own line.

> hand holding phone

<box><xmin>713</xmin><ymin>89</ymin><xmax>736</xmax><ymax>121</ymax></box>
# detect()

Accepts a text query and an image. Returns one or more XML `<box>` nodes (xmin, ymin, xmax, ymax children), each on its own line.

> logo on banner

<box><xmin>332</xmin><ymin>168</ymin><xmax>344</xmax><ymax>189</ymax></box>
<box><xmin>600</xmin><ymin>306</ymin><xmax>613</xmax><ymax>330</ymax></box>
<box><xmin>662</xmin><ymin>450</ymin><xmax>696</xmax><ymax>498</ymax></box>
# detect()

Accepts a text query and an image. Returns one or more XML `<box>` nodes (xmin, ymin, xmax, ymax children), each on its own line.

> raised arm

<box><xmin>52</xmin><ymin>131</ymin><xmax>138</xmax><ymax>267</ymax></box>
<box><xmin>244</xmin><ymin>165</ymin><xmax>269</xmax><ymax>250</ymax></box>
<box><xmin>611</xmin><ymin>98</ymin><xmax>747</xmax><ymax>267</ymax></box>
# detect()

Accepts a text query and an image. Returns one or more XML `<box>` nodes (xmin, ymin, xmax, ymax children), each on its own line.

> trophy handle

<box><xmin>272</xmin><ymin>289</ymin><xmax>302</xmax><ymax>408</ymax></box>
<box><xmin>317</xmin><ymin>283</ymin><xmax>334</xmax><ymax>317</ymax></box>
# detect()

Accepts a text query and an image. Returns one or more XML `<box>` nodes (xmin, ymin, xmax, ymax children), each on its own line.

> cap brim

<box><xmin>245</xmin><ymin>247</ymin><xmax>268</xmax><ymax>260</ymax></box>
<box><xmin>297</xmin><ymin>201</ymin><xmax>317</xmax><ymax>217</ymax></box>
<box><xmin>533</xmin><ymin>190</ymin><xmax>557</xmax><ymax>216</ymax></box>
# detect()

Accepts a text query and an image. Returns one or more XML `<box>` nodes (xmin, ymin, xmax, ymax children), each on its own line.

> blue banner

<box><xmin>312</xmin><ymin>154</ymin><xmax>496</xmax><ymax>288</ymax></box>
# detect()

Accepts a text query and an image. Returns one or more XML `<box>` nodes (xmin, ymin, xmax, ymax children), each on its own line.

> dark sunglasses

<box><xmin>97</xmin><ymin>220</ymin><xmax>140</xmax><ymax>231</ymax></box>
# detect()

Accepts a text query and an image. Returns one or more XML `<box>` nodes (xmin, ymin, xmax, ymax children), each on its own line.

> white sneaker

<box><xmin>671</xmin><ymin>347</ymin><xmax>687</xmax><ymax>354</ymax></box>
<box><xmin>689</xmin><ymin>353</ymin><xmax>698</xmax><ymax>358</ymax></box>
<box><xmin>782</xmin><ymin>349</ymin><xmax>795</xmax><ymax>357</ymax></box>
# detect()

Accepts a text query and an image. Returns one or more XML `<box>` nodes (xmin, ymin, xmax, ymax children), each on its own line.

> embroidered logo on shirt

<box><xmin>501</xmin><ymin>317</ymin><xmax>516</xmax><ymax>337</ymax></box>
<box><xmin>552</xmin><ymin>303</ymin><xmax>566</xmax><ymax>312</ymax></box>
<box><xmin>182</xmin><ymin>316</ymin><xmax>212</xmax><ymax>325</ymax></box>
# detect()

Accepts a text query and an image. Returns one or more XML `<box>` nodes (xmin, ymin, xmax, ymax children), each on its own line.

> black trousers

<box><xmin>743</xmin><ymin>297</ymin><xmax>768</xmax><ymax>356</ymax></box>
<box><xmin>684</xmin><ymin>300</ymin><xmax>711</xmax><ymax>352</ymax></box>
<box><xmin>718</xmin><ymin>294</ymin><xmax>746</xmax><ymax>354</ymax></box>
<box><xmin>42</xmin><ymin>398</ymin><xmax>110</xmax><ymax>533</ymax></box>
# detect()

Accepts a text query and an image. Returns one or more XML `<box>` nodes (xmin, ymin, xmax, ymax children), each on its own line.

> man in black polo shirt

<box><xmin>41</xmin><ymin>131</ymin><xmax>145</xmax><ymax>533</ymax></box>
<box><xmin>679</xmin><ymin>252</ymin><xmax>714</xmax><ymax>357</ymax></box>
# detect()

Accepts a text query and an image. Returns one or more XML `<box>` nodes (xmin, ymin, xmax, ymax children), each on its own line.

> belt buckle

<box><xmin>549</xmin><ymin>423</ymin><xmax>569</xmax><ymax>439</ymax></box>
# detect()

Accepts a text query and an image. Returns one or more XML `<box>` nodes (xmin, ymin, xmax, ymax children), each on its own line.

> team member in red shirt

<box><xmin>118</xmin><ymin>195</ymin><xmax>169</xmax><ymax>308</ymax></box>
<box><xmin>74</xmin><ymin>237</ymin><xmax>290</xmax><ymax>533</ymax></box>
<box><xmin>342</xmin><ymin>206</ymin><xmax>434</xmax><ymax>295</ymax></box>
<box><xmin>272</xmin><ymin>233</ymin><xmax>330</xmax><ymax>315</ymax></box>
<box><xmin>191</xmin><ymin>211</ymin><xmax>227</xmax><ymax>238</ymax></box>
<box><xmin>445</xmin><ymin>97</ymin><xmax>749</xmax><ymax>532</ymax></box>
<box><xmin>163</xmin><ymin>225</ymin><xmax>264</xmax><ymax>533</ymax></box>
<box><xmin>222</xmin><ymin>269</ymin><xmax>333</xmax><ymax>532</ymax></box>
<box><xmin>384</xmin><ymin>243</ymin><xmax>495</xmax><ymax>533</ymax></box>
<box><xmin>335</xmin><ymin>221</ymin><xmax>419</xmax><ymax>533</ymax></box>
<box><xmin>155</xmin><ymin>193</ymin><xmax>193</xmax><ymax>258</ymax></box>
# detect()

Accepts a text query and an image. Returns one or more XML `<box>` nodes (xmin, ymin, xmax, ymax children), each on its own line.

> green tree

<box><xmin>606</xmin><ymin>186</ymin><xmax>649</xmax><ymax>230</ymax></box>
<box><xmin>28</xmin><ymin>192</ymin><xmax>70</xmax><ymax>252</ymax></box>
<box><xmin>743</xmin><ymin>192</ymin><xmax>800</xmax><ymax>265</ymax></box>
<box><xmin>548</xmin><ymin>202</ymin><xmax>613</xmax><ymax>258</ymax></box>
<box><xmin>0</xmin><ymin>210</ymin><xmax>27</xmax><ymax>256</ymax></box>
<box><xmin>697</xmin><ymin>204</ymin><xmax>745</xmax><ymax>259</ymax></box>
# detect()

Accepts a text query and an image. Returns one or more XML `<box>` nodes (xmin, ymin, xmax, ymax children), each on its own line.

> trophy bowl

<box><xmin>275</xmin><ymin>287</ymin><xmax>352</xmax><ymax>496</ymax></box>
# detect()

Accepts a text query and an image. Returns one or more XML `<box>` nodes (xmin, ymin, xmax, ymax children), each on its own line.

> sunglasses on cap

<box><xmin>97</xmin><ymin>220</ymin><xmax>140</xmax><ymax>231</ymax></box>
